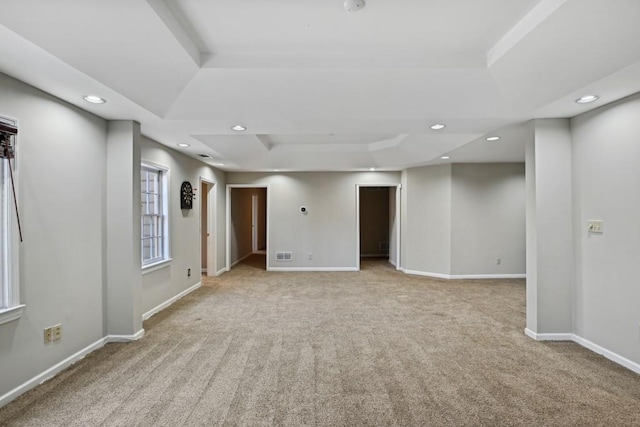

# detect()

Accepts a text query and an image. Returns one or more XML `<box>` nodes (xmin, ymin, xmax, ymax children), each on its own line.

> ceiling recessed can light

<box><xmin>430</xmin><ymin>123</ymin><xmax>446</xmax><ymax>130</ymax></box>
<box><xmin>575</xmin><ymin>95</ymin><xmax>599</xmax><ymax>104</ymax></box>
<box><xmin>231</xmin><ymin>125</ymin><xmax>246</xmax><ymax>131</ymax></box>
<box><xmin>486</xmin><ymin>136</ymin><xmax>500</xmax><ymax>141</ymax></box>
<box><xmin>199</xmin><ymin>154</ymin><xmax>211</xmax><ymax>158</ymax></box>
<box><xmin>177</xmin><ymin>143</ymin><xmax>190</xmax><ymax>147</ymax></box>
<box><xmin>440</xmin><ymin>156</ymin><xmax>450</xmax><ymax>160</ymax></box>
<box><xmin>83</xmin><ymin>95</ymin><xmax>106</xmax><ymax>104</ymax></box>
<box><xmin>369</xmin><ymin>167</ymin><xmax>375</xmax><ymax>171</ymax></box>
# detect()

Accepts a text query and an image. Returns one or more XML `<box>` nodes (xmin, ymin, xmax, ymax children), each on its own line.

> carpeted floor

<box><xmin>1</xmin><ymin>255</ymin><xmax>639</xmax><ymax>426</ymax></box>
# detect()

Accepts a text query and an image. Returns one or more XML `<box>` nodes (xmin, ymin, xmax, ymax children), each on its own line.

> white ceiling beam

<box><xmin>146</xmin><ymin>0</ymin><xmax>202</xmax><ymax>66</ymax></box>
<box><xmin>487</xmin><ymin>0</ymin><xmax>569</xmax><ymax>68</ymax></box>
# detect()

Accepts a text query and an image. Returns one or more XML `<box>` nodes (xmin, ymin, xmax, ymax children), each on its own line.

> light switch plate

<box><xmin>587</xmin><ymin>220</ymin><xmax>603</xmax><ymax>234</ymax></box>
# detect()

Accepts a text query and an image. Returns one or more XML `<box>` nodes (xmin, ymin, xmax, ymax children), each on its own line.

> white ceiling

<box><xmin>1</xmin><ymin>0</ymin><xmax>639</xmax><ymax>171</ymax></box>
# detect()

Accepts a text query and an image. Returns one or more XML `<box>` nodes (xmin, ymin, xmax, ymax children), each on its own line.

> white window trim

<box><xmin>141</xmin><ymin>160</ymin><xmax>170</xmax><ymax>268</ymax></box>
<box><xmin>0</xmin><ymin>115</ymin><xmax>22</xmax><ymax>325</ymax></box>
<box><xmin>0</xmin><ymin>304</ymin><xmax>25</xmax><ymax>326</ymax></box>
<box><xmin>142</xmin><ymin>258</ymin><xmax>173</xmax><ymax>275</ymax></box>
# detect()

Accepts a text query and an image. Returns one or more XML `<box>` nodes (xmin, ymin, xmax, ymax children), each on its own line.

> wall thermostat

<box><xmin>300</xmin><ymin>206</ymin><xmax>308</xmax><ymax>214</ymax></box>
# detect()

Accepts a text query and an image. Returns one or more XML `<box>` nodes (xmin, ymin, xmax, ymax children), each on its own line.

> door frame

<box><xmin>356</xmin><ymin>183</ymin><xmax>402</xmax><ymax>270</ymax></box>
<box><xmin>226</xmin><ymin>184</ymin><xmax>270</xmax><ymax>271</ymax></box>
<box><xmin>199</xmin><ymin>177</ymin><xmax>218</xmax><ymax>276</ymax></box>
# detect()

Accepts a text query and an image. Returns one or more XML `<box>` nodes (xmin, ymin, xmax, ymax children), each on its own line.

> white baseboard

<box><xmin>403</xmin><ymin>269</ymin><xmax>525</xmax><ymax>280</ymax></box>
<box><xmin>573</xmin><ymin>335</ymin><xmax>640</xmax><ymax>375</ymax></box>
<box><xmin>450</xmin><ymin>274</ymin><xmax>526</xmax><ymax>279</ymax></box>
<box><xmin>0</xmin><ymin>337</ymin><xmax>106</xmax><ymax>408</ymax></box>
<box><xmin>105</xmin><ymin>329</ymin><xmax>145</xmax><ymax>343</ymax></box>
<box><xmin>267</xmin><ymin>266</ymin><xmax>358</xmax><ymax>272</ymax></box>
<box><xmin>142</xmin><ymin>282</ymin><xmax>201</xmax><ymax>321</ymax></box>
<box><xmin>389</xmin><ymin>259</ymin><xmax>397</xmax><ymax>268</ymax></box>
<box><xmin>524</xmin><ymin>329</ymin><xmax>640</xmax><ymax>376</ymax></box>
<box><xmin>216</xmin><ymin>267</ymin><xmax>227</xmax><ymax>276</ymax></box>
<box><xmin>524</xmin><ymin>328</ymin><xmax>573</xmax><ymax>341</ymax></box>
<box><xmin>402</xmin><ymin>269</ymin><xmax>451</xmax><ymax>280</ymax></box>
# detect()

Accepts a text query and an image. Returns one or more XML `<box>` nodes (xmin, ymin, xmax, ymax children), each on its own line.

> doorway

<box><xmin>226</xmin><ymin>185</ymin><xmax>269</xmax><ymax>271</ymax></box>
<box><xmin>356</xmin><ymin>184</ymin><xmax>401</xmax><ymax>270</ymax></box>
<box><xmin>200</xmin><ymin>179</ymin><xmax>217</xmax><ymax>276</ymax></box>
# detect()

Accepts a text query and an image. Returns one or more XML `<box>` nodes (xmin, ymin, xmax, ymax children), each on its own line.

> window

<box><xmin>141</xmin><ymin>162</ymin><xmax>170</xmax><ymax>268</ymax></box>
<box><xmin>1</xmin><ymin>116</ymin><xmax>23</xmax><ymax>325</ymax></box>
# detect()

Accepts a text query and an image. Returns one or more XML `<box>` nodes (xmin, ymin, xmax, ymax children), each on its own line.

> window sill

<box><xmin>0</xmin><ymin>304</ymin><xmax>26</xmax><ymax>326</ymax></box>
<box><xmin>142</xmin><ymin>258</ymin><xmax>172</xmax><ymax>275</ymax></box>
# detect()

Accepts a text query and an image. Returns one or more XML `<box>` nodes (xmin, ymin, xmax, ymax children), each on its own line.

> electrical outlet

<box><xmin>308</xmin><ymin>252</ymin><xmax>313</xmax><ymax>260</ymax></box>
<box><xmin>496</xmin><ymin>258</ymin><xmax>501</xmax><ymax>265</ymax></box>
<box><xmin>44</xmin><ymin>327</ymin><xmax>53</xmax><ymax>343</ymax></box>
<box><xmin>52</xmin><ymin>324</ymin><xmax>62</xmax><ymax>341</ymax></box>
<box><xmin>187</xmin><ymin>268</ymin><xmax>191</xmax><ymax>277</ymax></box>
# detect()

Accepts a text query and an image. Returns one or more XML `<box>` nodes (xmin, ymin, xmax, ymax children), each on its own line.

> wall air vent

<box><xmin>276</xmin><ymin>252</ymin><xmax>293</xmax><ymax>262</ymax></box>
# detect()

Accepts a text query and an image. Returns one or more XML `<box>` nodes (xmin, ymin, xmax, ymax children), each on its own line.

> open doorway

<box><xmin>226</xmin><ymin>185</ymin><xmax>268</xmax><ymax>271</ymax></box>
<box><xmin>357</xmin><ymin>184</ymin><xmax>401</xmax><ymax>270</ymax></box>
<box><xmin>200</xmin><ymin>179</ymin><xmax>217</xmax><ymax>276</ymax></box>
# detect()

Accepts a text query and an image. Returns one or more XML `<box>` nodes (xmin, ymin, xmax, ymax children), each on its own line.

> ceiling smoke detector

<box><xmin>344</xmin><ymin>0</ymin><xmax>365</xmax><ymax>12</ymax></box>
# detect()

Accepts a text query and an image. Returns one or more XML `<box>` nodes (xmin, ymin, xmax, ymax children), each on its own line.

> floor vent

<box><xmin>276</xmin><ymin>251</ymin><xmax>293</xmax><ymax>262</ymax></box>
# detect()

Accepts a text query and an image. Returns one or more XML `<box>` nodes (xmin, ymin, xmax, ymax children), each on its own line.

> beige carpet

<box><xmin>1</xmin><ymin>255</ymin><xmax>639</xmax><ymax>426</ymax></box>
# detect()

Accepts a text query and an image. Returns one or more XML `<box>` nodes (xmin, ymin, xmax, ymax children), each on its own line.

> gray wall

<box><xmin>525</xmin><ymin>120</ymin><xmax>574</xmax><ymax>335</ymax></box>
<box><xmin>403</xmin><ymin>164</ymin><xmax>452</xmax><ymax>275</ymax></box>
<box><xmin>227</xmin><ymin>172</ymin><xmax>401</xmax><ymax>270</ymax></box>
<box><xmin>0</xmin><ymin>73</ymin><xmax>106</xmax><ymax>398</ymax></box>
<box><xmin>571</xmin><ymin>93</ymin><xmax>640</xmax><ymax>364</ymax></box>
<box><xmin>140</xmin><ymin>137</ymin><xmax>226</xmax><ymax>314</ymax></box>
<box><xmin>402</xmin><ymin>163</ymin><xmax>526</xmax><ymax>277</ymax></box>
<box><xmin>451</xmin><ymin>163</ymin><xmax>526</xmax><ymax>275</ymax></box>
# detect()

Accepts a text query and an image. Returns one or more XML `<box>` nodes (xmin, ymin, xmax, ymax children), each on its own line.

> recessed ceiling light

<box><xmin>440</xmin><ymin>156</ymin><xmax>450</xmax><ymax>160</ymax></box>
<box><xmin>575</xmin><ymin>95</ymin><xmax>599</xmax><ymax>104</ymax></box>
<box><xmin>369</xmin><ymin>167</ymin><xmax>376</xmax><ymax>171</ymax></box>
<box><xmin>430</xmin><ymin>123</ymin><xmax>446</xmax><ymax>130</ymax></box>
<box><xmin>216</xmin><ymin>163</ymin><xmax>225</xmax><ymax>166</ymax></box>
<box><xmin>83</xmin><ymin>95</ymin><xmax>106</xmax><ymax>104</ymax></box>
<box><xmin>198</xmin><ymin>154</ymin><xmax>211</xmax><ymax>158</ymax></box>
<box><xmin>177</xmin><ymin>143</ymin><xmax>190</xmax><ymax>148</ymax></box>
<box><xmin>486</xmin><ymin>136</ymin><xmax>501</xmax><ymax>141</ymax></box>
<box><xmin>231</xmin><ymin>125</ymin><xmax>246</xmax><ymax>131</ymax></box>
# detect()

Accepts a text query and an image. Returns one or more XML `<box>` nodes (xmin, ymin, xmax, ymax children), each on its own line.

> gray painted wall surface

<box><xmin>451</xmin><ymin>163</ymin><xmax>526</xmax><ymax>275</ymax></box>
<box><xmin>403</xmin><ymin>163</ymin><xmax>526</xmax><ymax>277</ymax></box>
<box><xmin>226</xmin><ymin>172</ymin><xmax>401</xmax><ymax>269</ymax></box>
<box><xmin>0</xmin><ymin>73</ymin><xmax>107</xmax><ymax>398</ymax></box>
<box><xmin>402</xmin><ymin>164</ymin><xmax>452</xmax><ymax>274</ymax></box>
<box><xmin>571</xmin><ymin>94</ymin><xmax>640</xmax><ymax>365</ymax></box>
<box><xmin>526</xmin><ymin>119</ymin><xmax>574</xmax><ymax>335</ymax></box>
<box><xmin>106</xmin><ymin>121</ymin><xmax>142</xmax><ymax>336</ymax></box>
<box><xmin>140</xmin><ymin>137</ymin><xmax>226</xmax><ymax>314</ymax></box>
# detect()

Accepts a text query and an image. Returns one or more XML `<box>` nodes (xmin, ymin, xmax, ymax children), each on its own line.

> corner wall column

<box><xmin>105</xmin><ymin>121</ymin><xmax>143</xmax><ymax>338</ymax></box>
<box><xmin>525</xmin><ymin>119</ymin><xmax>574</xmax><ymax>338</ymax></box>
